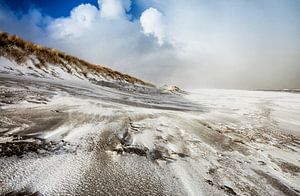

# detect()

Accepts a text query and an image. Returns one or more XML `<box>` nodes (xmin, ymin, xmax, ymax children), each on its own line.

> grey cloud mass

<box><xmin>0</xmin><ymin>0</ymin><xmax>299</xmax><ymax>89</ymax></box>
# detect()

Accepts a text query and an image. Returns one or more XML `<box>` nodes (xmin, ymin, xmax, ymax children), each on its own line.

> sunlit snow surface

<box><xmin>0</xmin><ymin>74</ymin><xmax>299</xmax><ymax>195</ymax></box>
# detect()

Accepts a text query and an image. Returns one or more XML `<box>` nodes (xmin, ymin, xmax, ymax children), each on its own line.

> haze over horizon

<box><xmin>0</xmin><ymin>0</ymin><xmax>299</xmax><ymax>89</ymax></box>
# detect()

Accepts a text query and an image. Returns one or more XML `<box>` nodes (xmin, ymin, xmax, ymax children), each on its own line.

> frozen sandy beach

<box><xmin>0</xmin><ymin>75</ymin><xmax>299</xmax><ymax>195</ymax></box>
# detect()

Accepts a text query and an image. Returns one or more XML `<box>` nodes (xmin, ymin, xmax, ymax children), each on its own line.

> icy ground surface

<box><xmin>0</xmin><ymin>76</ymin><xmax>299</xmax><ymax>196</ymax></box>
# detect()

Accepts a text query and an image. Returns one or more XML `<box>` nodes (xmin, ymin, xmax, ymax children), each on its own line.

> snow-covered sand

<box><xmin>0</xmin><ymin>61</ymin><xmax>299</xmax><ymax>195</ymax></box>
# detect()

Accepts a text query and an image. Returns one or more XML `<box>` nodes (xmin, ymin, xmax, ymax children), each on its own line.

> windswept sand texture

<box><xmin>0</xmin><ymin>33</ymin><xmax>299</xmax><ymax>195</ymax></box>
<box><xmin>0</xmin><ymin>75</ymin><xmax>299</xmax><ymax>196</ymax></box>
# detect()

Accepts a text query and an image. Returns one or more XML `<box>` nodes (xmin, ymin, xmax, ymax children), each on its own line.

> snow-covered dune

<box><xmin>0</xmin><ymin>32</ymin><xmax>153</xmax><ymax>88</ymax></box>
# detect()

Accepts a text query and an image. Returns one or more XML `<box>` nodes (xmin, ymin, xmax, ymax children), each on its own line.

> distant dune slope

<box><xmin>0</xmin><ymin>32</ymin><xmax>153</xmax><ymax>87</ymax></box>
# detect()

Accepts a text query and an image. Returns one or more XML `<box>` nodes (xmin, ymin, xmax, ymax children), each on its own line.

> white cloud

<box><xmin>0</xmin><ymin>0</ymin><xmax>299</xmax><ymax>89</ymax></box>
<box><xmin>48</xmin><ymin>4</ymin><xmax>99</xmax><ymax>39</ymax></box>
<box><xmin>36</xmin><ymin>0</ymin><xmax>176</xmax><ymax>85</ymax></box>
<box><xmin>99</xmin><ymin>0</ymin><xmax>131</xmax><ymax>19</ymax></box>
<box><xmin>0</xmin><ymin>3</ymin><xmax>49</xmax><ymax>42</ymax></box>
<box><xmin>140</xmin><ymin>8</ymin><xmax>165</xmax><ymax>45</ymax></box>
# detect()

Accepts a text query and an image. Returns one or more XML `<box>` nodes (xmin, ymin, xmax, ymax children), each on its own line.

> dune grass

<box><xmin>0</xmin><ymin>32</ymin><xmax>154</xmax><ymax>86</ymax></box>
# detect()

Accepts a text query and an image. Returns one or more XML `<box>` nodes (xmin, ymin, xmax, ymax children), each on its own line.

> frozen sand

<box><xmin>0</xmin><ymin>76</ymin><xmax>299</xmax><ymax>195</ymax></box>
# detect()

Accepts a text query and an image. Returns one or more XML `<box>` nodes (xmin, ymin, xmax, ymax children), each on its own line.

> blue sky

<box><xmin>2</xmin><ymin>0</ymin><xmax>97</xmax><ymax>17</ymax></box>
<box><xmin>1</xmin><ymin>0</ymin><xmax>147</xmax><ymax>19</ymax></box>
<box><xmin>0</xmin><ymin>0</ymin><xmax>299</xmax><ymax>89</ymax></box>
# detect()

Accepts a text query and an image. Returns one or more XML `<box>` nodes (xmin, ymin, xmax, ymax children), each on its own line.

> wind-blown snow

<box><xmin>0</xmin><ymin>68</ymin><xmax>299</xmax><ymax>195</ymax></box>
